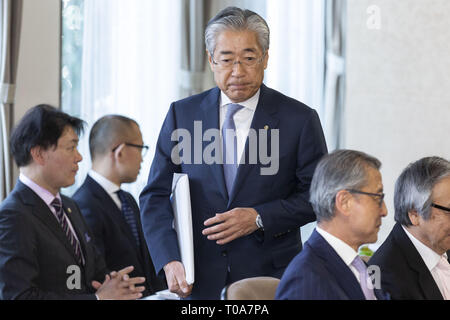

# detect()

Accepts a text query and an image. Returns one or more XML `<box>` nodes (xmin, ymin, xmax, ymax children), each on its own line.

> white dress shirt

<box><xmin>402</xmin><ymin>226</ymin><xmax>449</xmax><ymax>298</ymax></box>
<box><xmin>220</xmin><ymin>89</ymin><xmax>260</xmax><ymax>165</ymax></box>
<box><xmin>88</xmin><ymin>170</ymin><xmax>122</xmax><ymax>210</ymax></box>
<box><xmin>316</xmin><ymin>227</ymin><xmax>361</xmax><ymax>284</ymax></box>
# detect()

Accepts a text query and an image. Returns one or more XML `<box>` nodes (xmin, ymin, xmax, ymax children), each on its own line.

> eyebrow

<box><xmin>218</xmin><ymin>48</ymin><xmax>258</xmax><ymax>55</ymax></box>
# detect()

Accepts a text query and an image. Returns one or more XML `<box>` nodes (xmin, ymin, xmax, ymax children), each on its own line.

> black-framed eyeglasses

<box><xmin>112</xmin><ymin>143</ymin><xmax>149</xmax><ymax>157</ymax></box>
<box><xmin>346</xmin><ymin>189</ymin><xmax>385</xmax><ymax>208</ymax></box>
<box><xmin>431</xmin><ymin>203</ymin><xmax>450</xmax><ymax>213</ymax></box>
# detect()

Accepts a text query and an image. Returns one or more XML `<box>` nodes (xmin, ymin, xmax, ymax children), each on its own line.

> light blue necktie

<box><xmin>351</xmin><ymin>256</ymin><xmax>377</xmax><ymax>300</ymax></box>
<box><xmin>222</xmin><ymin>104</ymin><xmax>244</xmax><ymax>195</ymax></box>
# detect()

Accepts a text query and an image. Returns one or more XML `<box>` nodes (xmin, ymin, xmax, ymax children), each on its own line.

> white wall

<box><xmin>346</xmin><ymin>0</ymin><xmax>450</xmax><ymax>249</ymax></box>
<box><xmin>15</xmin><ymin>0</ymin><xmax>60</xmax><ymax>124</ymax></box>
<box><xmin>13</xmin><ymin>0</ymin><xmax>60</xmax><ymax>180</ymax></box>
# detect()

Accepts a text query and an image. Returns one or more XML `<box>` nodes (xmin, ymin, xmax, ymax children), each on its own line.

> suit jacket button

<box><xmin>221</xmin><ymin>251</ymin><xmax>227</xmax><ymax>257</ymax></box>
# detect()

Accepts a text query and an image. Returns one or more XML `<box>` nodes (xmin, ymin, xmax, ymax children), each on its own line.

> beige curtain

<box><xmin>323</xmin><ymin>0</ymin><xmax>346</xmax><ymax>151</ymax></box>
<box><xmin>0</xmin><ymin>0</ymin><xmax>22</xmax><ymax>201</ymax></box>
<box><xmin>179</xmin><ymin>0</ymin><xmax>209</xmax><ymax>97</ymax></box>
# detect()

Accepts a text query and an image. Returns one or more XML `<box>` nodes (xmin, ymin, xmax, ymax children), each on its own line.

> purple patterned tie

<box><xmin>222</xmin><ymin>104</ymin><xmax>244</xmax><ymax>195</ymax></box>
<box><xmin>51</xmin><ymin>198</ymin><xmax>84</xmax><ymax>266</ymax></box>
<box><xmin>351</xmin><ymin>256</ymin><xmax>377</xmax><ymax>300</ymax></box>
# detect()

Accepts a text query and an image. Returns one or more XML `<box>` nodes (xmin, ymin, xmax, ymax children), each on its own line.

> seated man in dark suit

<box><xmin>0</xmin><ymin>105</ymin><xmax>145</xmax><ymax>300</ymax></box>
<box><xmin>276</xmin><ymin>150</ymin><xmax>389</xmax><ymax>300</ymax></box>
<box><xmin>73</xmin><ymin>115</ymin><xmax>166</xmax><ymax>296</ymax></box>
<box><xmin>369</xmin><ymin>157</ymin><xmax>450</xmax><ymax>300</ymax></box>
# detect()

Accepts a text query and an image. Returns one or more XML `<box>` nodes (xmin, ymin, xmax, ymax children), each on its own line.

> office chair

<box><xmin>220</xmin><ymin>277</ymin><xmax>281</xmax><ymax>300</ymax></box>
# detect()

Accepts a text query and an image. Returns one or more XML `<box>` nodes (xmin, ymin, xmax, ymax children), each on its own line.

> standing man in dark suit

<box><xmin>276</xmin><ymin>150</ymin><xmax>389</xmax><ymax>300</ymax></box>
<box><xmin>140</xmin><ymin>7</ymin><xmax>327</xmax><ymax>299</ymax></box>
<box><xmin>73</xmin><ymin>115</ymin><xmax>166</xmax><ymax>297</ymax></box>
<box><xmin>0</xmin><ymin>105</ymin><xmax>145</xmax><ymax>300</ymax></box>
<box><xmin>370</xmin><ymin>157</ymin><xmax>450</xmax><ymax>300</ymax></box>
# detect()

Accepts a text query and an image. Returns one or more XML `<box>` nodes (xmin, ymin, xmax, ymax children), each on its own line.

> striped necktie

<box><xmin>51</xmin><ymin>198</ymin><xmax>84</xmax><ymax>266</ymax></box>
<box><xmin>116</xmin><ymin>190</ymin><xmax>141</xmax><ymax>249</ymax></box>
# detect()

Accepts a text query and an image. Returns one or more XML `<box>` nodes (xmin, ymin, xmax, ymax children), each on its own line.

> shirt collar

<box><xmin>220</xmin><ymin>88</ymin><xmax>260</xmax><ymax>111</ymax></box>
<box><xmin>19</xmin><ymin>173</ymin><xmax>61</xmax><ymax>207</ymax></box>
<box><xmin>316</xmin><ymin>226</ymin><xmax>359</xmax><ymax>267</ymax></box>
<box><xmin>89</xmin><ymin>170</ymin><xmax>121</xmax><ymax>195</ymax></box>
<box><xmin>402</xmin><ymin>226</ymin><xmax>442</xmax><ymax>271</ymax></box>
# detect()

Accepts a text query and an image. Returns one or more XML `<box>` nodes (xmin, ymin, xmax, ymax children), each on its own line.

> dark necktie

<box><xmin>51</xmin><ymin>198</ymin><xmax>84</xmax><ymax>266</ymax></box>
<box><xmin>222</xmin><ymin>103</ymin><xmax>244</xmax><ymax>195</ymax></box>
<box><xmin>116</xmin><ymin>190</ymin><xmax>141</xmax><ymax>249</ymax></box>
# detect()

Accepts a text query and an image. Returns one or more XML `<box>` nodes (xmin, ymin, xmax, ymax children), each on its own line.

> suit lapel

<box><xmin>308</xmin><ymin>230</ymin><xmax>366</xmax><ymax>300</ymax></box>
<box><xmin>393</xmin><ymin>223</ymin><xmax>443</xmax><ymax>300</ymax></box>
<box><xmin>85</xmin><ymin>176</ymin><xmax>140</xmax><ymax>251</ymax></box>
<box><xmin>17</xmin><ymin>182</ymin><xmax>82</xmax><ymax>265</ymax></box>
<box><xmin>61</xmin><ymin>197</ymin><xmax>89</xmax><ymax>265</ymax></box>
<box><xmin>200</xmin><ymin>87</ymin><xmax>229</xmax><ymax>202</ymax></box>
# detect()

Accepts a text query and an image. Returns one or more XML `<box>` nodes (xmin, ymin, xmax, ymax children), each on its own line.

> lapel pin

<box><xmin>264</xmin><ymin>125</ymin><xmax>269</xmax><ymax>130</ymax></box>
<box><xmin>67</xmin><ymin>208</ymin><xmax>72</xmax><ymax>213</ymax></box>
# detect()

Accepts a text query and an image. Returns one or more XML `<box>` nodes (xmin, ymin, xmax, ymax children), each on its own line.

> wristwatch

<box><xmin>255</xmin><ymin>214</ymin><xmax>264</xmax><ymax>230</ymax></box>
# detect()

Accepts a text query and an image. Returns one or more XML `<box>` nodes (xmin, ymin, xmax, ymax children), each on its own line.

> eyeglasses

<box><xmin>346</xmin><ymin>189</ymin><xmax>385</xmax><ymax>208</ymax></box>
<box><xmin>112</xmin><ymin>143</ymin><xmax>149</xmax><ymax>157</ymax></box>
<box><xmin>212</xmin><ymin>53</ymin><xmax>266</xmax><ymax>69</ymax></box>
<box><xmin>431</xmin><ymin>203</ymin><xmax>450</xmax><ymax>213</ymax></box>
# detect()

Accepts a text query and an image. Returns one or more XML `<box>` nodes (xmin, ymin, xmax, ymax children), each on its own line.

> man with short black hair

<box><xmin>369</xmin><ymin>156</ymin><xmax>450</xmax><ymax>300</ymax></box>
<box><xmin>73</xmin><ymin>115</ymin><xmax>166</xmax><ymax>297</ymax></box>
<box><xmin>0</xmin><ymin>105</ymin><xmax>145</xmax><ymax>300</ymax></box>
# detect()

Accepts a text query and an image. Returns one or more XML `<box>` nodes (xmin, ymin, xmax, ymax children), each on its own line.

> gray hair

<box><xmin>205</xmin><ymin>6</ymin><xmax>270</xmax><ymax>57</ymax></box>
<box><xmin>394</xmin><ymin>156</ymin><xmax>450</xmax><ymax>226</ymax></box>
<box><xmin>310</xmin><ymin>150</ymin><xmax>382</xmax><ymax>222</ymax></box>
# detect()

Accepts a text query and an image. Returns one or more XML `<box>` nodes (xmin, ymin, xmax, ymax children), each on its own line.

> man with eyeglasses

<box><xmin>369</xmin><ymin>157</ymin><xmax>450</xmax><ymax>300</ymax></box>
<box><xmin>276</xmin><ymin>150</ymin><xmax>389</xmax><ymax>300</ymax></box>
<box><xmin>73</xmin><ymin>115</ymin><xmax>166</xmax><ymax>297</ymax></box>
<box><xmin>140</xmin><ymin>7</ymin><xmax>327</xmax><ymax>299</ymax></box>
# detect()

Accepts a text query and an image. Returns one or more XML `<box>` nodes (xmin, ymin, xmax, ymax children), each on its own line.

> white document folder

<box><xmin>170</xmin><ymin>173</ymin><xmax>195</xmax><ymax>285</ymax></box>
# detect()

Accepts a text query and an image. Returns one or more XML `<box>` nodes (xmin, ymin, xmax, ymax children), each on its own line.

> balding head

<box><xmin>89</xmin><ymin>115</ymin><xmax>139</xmax><ymax>162</ymax></box>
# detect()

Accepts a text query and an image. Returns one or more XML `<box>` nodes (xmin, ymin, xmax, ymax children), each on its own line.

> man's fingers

<box><xmin>117</xmin><ymin>265</ymin><xmax>135</xmax><ymax>277</ymax></box>
<box><xmin>120</xmin><ymin>277</ymin><xmax>146</xmax><ymax>288</ymax></box>
<box><xmin>202</xmin><ymin>221</ymin><xmax>230</xmax><ymax>236</ymax></box>
<box><xmin>216</xmin><ymin>233</ymin><xmax>240</xmax><ymax>245</ymax></box>
<box><xmin>91</xmin><ymin>280</ymin><xmax>102</xmax><ymax>290</ymax></box>
<box><xmin>120</xmin><ymin>292</ymin><xmax>143</xmax><ymax>300</ymax></box>
<box><xmin>203</xmin><ymin>213</ymin><xmax>228</xmax><ymax>226</ymax></box>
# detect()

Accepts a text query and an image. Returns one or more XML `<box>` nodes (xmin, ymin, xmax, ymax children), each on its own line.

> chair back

<box><xmin>221</xmin><ymin>277</ymin><xmax>280</xmax><ymax>300</ymax></box>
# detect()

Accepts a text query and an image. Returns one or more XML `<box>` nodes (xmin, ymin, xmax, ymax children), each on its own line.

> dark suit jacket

<box><xmin>139</xmin><ymin>84</ymin><xmax>328</xmax><ymax>299</ymax></box>
<box><xmin>73</xmin><ymin>175</ymin><xmax>166</xmax><ymax>296</ymax></box>
<box><xmin>275</xmin><ymin>230</ymin><xmax>389</xmax><ymax>300</ymax></box>
<box><xmin>0</xmin><ymin>181</ymin><xmax>108</xmax><ymax>300</ymax></box>
<box><xmin>369</xmin><ymin>223</ymin><xmax>449</xmax><ymax>300</ymax></box>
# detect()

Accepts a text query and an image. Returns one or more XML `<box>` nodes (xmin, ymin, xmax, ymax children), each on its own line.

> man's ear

<box><xmin>112</xmin><ymin>143</ymin><xmax>125</xmax><ymax>161</ymax></box>
<box><xmin>408</xmin><ymin>210</ymin><xmax>420</xmax><ymax>226</ymax></box>
<box><xmin>30</xmin><ymin>146</ymin><xmax>46</xmax><ymax>166</ymax></box>
<box><xmin>207</xmin><ymin>50</ymin><xmax>215</xmax><ymax>72</ymax></box>
<box><xmin>335</xmin><ymin>190</ymin><xmax>352</xmax><ymax>218</ymax></box>
<box><xmin>263</xmin><ymin>50</ymin><xmax>269</xmax><ymax>70</ymax></box>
